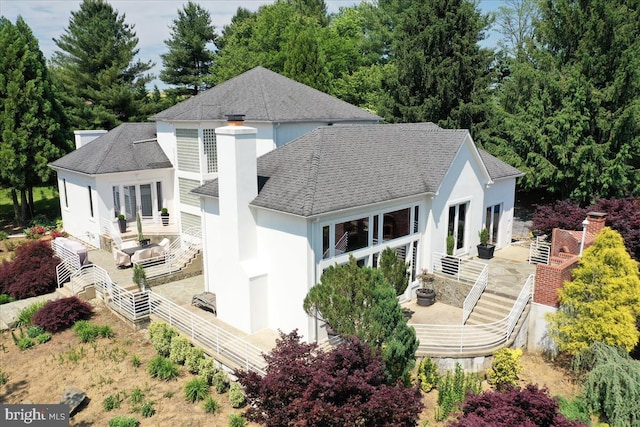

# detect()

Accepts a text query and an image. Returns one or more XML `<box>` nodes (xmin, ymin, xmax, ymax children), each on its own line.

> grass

<box><xmin>0</xmin><ymin>187</ymin><xmax>60</xmax><ymax>232</ymax></box>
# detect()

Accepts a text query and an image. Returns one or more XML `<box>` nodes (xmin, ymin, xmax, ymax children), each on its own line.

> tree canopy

<box><xmin>160</xmin><ymin>1</ymin><xmax>217</xmax><ymax>97</ymax></box>
<box><xmin>0</xmin><ymin>16</ymin><xmax>72</xmax><ymax>224</ymax></box>
<box><xmin>547</xmin><ymin>228</ymin><xmax>640</xmax><ymax>354</ymax></box>
<box><xmin>51</xmin><ymin>0</ymin><xmax>154</xmax><ymax>129</ymax></box>
<box><xmin>235</xmin><ymin>330</ymin><xmax>423</xmax><ymax>427</ymax></box>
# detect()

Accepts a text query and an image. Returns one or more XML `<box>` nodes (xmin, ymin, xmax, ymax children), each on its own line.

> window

<box><xmin>335</xmin><ymin>216</ymin><xmax>369</xmax><ymax>254</ymax></box>
<box><xmin>156</xmin><ymin>182</ymin><xmax>163</xmax><ymax>212</ymax></box>
<box><xmin>124</xmin><ymin>186</ymin><xmax>137</xmax><ymax>220</ymax></box>
<box><xmin>176</xmin><ymin>129</ymin><xmax>199</xmax><ymax>172</ymax></box>
<box><xmin>383</xmin><ymin>208</ymin><xmax>410</xmax><ymax>241</ymax></box>
<box><xmin>88</xmin><ymin>186</ymin><xmax>94</xmax><ymax>217</ymax></box>
<box><xmin>113</xmin><ymin>186</ymin><xmax>120</xmax><ymax>217</ymax></box>
<box><xmin>63</xmin><ymin>179</ymin><xmax>68</xmax><ymax>208</ymax></box>
<box><xmin>322</xmin><ymin>226</ymin><xmax>330</xmax><ymax>259</ymax></box>
<box><xmin>448</xmin><ymin>202</ymin><xmax>468</xmax><ymax>253</ymax></box>
<box><xmin>203</xmin><ymin>129</ymin><xmax>217</xmax><ymax>173</ymax></box>
<box><xmin>485</xmin><ymin>204</ymin><xmax>501</xmax><ymax>244</ymax></box>
<box><xmin>140</xmin><ymin>184</ymin><xmax>152</xmax><ymax>217</ymax></box>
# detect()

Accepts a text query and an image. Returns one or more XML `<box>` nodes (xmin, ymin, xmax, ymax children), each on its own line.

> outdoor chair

<box><xmin>131</xmin><ymin>248</ymin><xmax>153</xmax><ymax>264</ymax></box>
<box><xmin>113</xmin><ymin>247</ymin><xmax>131</xmax><ymax>268</ymax></box>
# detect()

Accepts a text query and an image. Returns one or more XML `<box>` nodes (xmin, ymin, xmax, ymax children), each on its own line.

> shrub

<box><xmin>32</xmin><ymin>297</ymin><xmax>93</xmax><ymax>332</ymax></box>
<box><xmin>435</xmin><ymin>363</ymin><xmax>482</xmax><ymax>421</ymax></box>
<box><xmin>14</xmin><ymin>300</ymin><xmax>46</xmax><ymax>327</ymax></box>
<box><xmin>148</xmin><ymin>321</ymin><xmax>178</xmax><ymax>357</ymax></box>
<box><xmin>103</xmin><ymin>393</ymin><xmax>122</xmax><ymax>411</ymax></box>
<box><xmin>213</xmin><ymin>370</ymin><xmax>230</xmax><ymax>394</ymax></box>
<box><xmin>0</xmin><ymin>231</ymin><xmax>8</xmax><ymax>240</ymax></box>
<box><xmin>184</xmin><ymin>377</ymin><xmax>209</xmax><ymax>403</ymax></box>
<box><xmin>73</xmin><ymin>321</ymin><xmax>115</xmax><ymax>343</ymax></box>
<box><xmin>35</xmin><ymin>333</ymin><xmax>51</xmax><ymax>344</ymax></box>
<box><xmin>184</xmin><ymin>346</ymin><xmax>205</xmax><ymax>374</ymax></box>
<box><xmin>27</xmin><ymin>326</ymin><xmax>45</xmax><ymax>338</ymax></box>
<box><xmin>228</xmin><ymin>414</ymin><xmax>246</xmax><ymax>427</ymax></box>
<box><xmin>129</xmin><ymin>387</ymin><xmax>144</xmax><ymax>404</ymax></box>
<box><xmin>228</xmin><ymin>382</ymin><xmax>246</xmax><ymax>408</ymax></box>
<box><xmin>169</xmin><ymin>335</ymin><xmax>192</xmax><ymax>365</ymax></box>
<box><xmin>198</xmin><ymin>356</ymin><xmax>219</xmax><ymax>385</ymax></box>
<box><xmin>203</xmin><ymin>396</ymin><xmax>219</xmax><ymax>413</ymax></box>
<box><xmin>0</xmin><ymin>294</ymin><xmax>14</xmax><ymax>304</ymax></box>
<box><xmin>147</xmin><ymin>356</ymin><xmax>179</xmax><ymax>381</ymax></box>
<box><xmin>557</xmin><ymin>396</ymin><xmax>591</xmax><ymax>425</ymax></box>
<box><xmin>17</xmin><ymin>337</ymin><xmax>35</xmax><ymax>350</ymax></box>
<box><xmin>487</xmin><ymin>348</ymin><xmax>523</xmax><ymax>390</ymax></box>
<box><xmin>140</xmin><ymin>401</ymin><xmax>155</xmax><ymax>418</ymax></box>
<box><xmin>448</xmin><ymin>384</ymin><xmax>584</xmax><ymax>427</ymax></box>
<box><xmin>5</xmin><ymin>240</ymin><xmax>61</xmax><ymax>299</ymax></box>
<box><xmin>108</xmin><ymin>416</ymin><xmax>139</xmax><ymax>427</ymax></box>
<box><xmin>417</xmin><ymin>356</ymin><xmax>441</xmax><ymax>392</ymax></box>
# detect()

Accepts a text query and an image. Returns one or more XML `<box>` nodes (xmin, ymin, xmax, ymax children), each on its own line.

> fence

<box><xmin>529</xmin><ymin>237</ymin><xmax>551</xmax><ymax>264</ymax></box>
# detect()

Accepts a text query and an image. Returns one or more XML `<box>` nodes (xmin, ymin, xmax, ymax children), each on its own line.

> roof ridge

<box><xmin>302</xmin><ymin>130</ymin><xmax>324</xmax><ymax>216</ymax></box>
<box><xmin>94</xmin><ymin>124</ymin><xmax>124</xmax><ymax>173</ymax></box>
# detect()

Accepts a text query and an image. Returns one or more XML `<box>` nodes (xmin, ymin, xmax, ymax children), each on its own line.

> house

<box><xmin>49</xmin><ymin>66</ymin><xmax>381</xmax><ymax>247</ymax></box>
<box><xmin>192</xmin><ymin>119</ymin><xmax>523</xmax><ymax>340</ymax></box>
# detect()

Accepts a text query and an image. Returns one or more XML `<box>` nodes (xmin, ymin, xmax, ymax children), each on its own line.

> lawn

<box><xmin>0</xmin><ymin>187</ymin><xmax>61</xmax><ymax>234</ymax></box>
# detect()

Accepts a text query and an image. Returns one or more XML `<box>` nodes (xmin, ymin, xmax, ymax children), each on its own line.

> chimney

<box><xmin>215</xmin><ymin>114</ymin><xmax>258</xmax><ymax>261</ymax></box>
<box><xmin>586</xmin><ymin>212</ymin><xmax>607</xmax><ymax>236</ymax></box>
<box><xmin>73</xmin><ymin>130</ymin><xmax>107</xmax><ymax>149</ymax></box>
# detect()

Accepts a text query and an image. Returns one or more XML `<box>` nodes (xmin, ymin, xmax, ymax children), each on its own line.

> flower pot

<box><xmin>416</xmin><ymin>288</ymin><xmax>436</xmax><ymax>306</ymax></box>
<box><xmin>442</xmin><ymin>256</ymin><xmax>459</xmax><ymax>276</ymax></box>
<box><xmin>118</xmin><ymin>218</ymin><xmax>127</xmax><ymax>233</ymax></box>
<box><xmin>477</xmin><ymin>244</ymin><xmax>495</xmax><ymax>260</ymax></box>
<box><xmin>161</xmin><ymin>213</ymin><xmax>169</xmax><ymax>226</ymax></box>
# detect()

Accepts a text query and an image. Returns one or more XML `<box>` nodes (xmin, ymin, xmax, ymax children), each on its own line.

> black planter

<box><xmin>118</xmin><ymin>218</ymin><xmax>127</xmax><ymax>233</ymax></box>
<box><xmin>442</xmin><ymin>256</ymin><xmax>459</xmax><ymax>276</ymax></box>
<box><xmin>161</xmin><ymin>213</ymin><xmax>169</xmax><ymax>226</ymax></box>
<box><xmin>416</xmin><ymin>288</ymin><xmax>436</xmax><ymax>306</ymax></box>
<box><xmin>477</xmin><ymin>244</ymin><xmax>495</xmax><ymax>259</ymax></box>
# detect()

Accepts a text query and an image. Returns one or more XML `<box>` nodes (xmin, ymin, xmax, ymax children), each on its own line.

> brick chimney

<box><xmin>586</xmin><ymin>212</ymin><xmax>607</xmax><ymax>236</ymax></box>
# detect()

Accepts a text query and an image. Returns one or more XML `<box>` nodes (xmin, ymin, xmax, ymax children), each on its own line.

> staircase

<box><xmin>465</xmin><ymin>292</ymin><xmax>515</xmax><ymax>326</ymax></box>
<box><xmin>136</xmin><ymin>228</ymin><xmax>203</xmax><ymax>283</ymax></box>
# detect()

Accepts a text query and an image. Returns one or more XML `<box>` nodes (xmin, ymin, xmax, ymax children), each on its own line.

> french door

<box><xmin>448</xmin><ymin>202</ymin><xmax>468</xmax><ymax>254</ymax></box>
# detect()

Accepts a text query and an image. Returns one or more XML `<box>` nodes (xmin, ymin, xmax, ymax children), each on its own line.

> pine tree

<box><xmin>0</xmin><ymin>17</ymin><xmax>73</xmax><ymax>224</ymax></box>
<box><xmin>51</xmin><ymin>0</ymin><xmax>153</xmax><ymax>129</ymax></box>
<box><xmin>547</xmin><ymin>228</ymin><xmax>640</xmax><ymax>354</ymax></box>
<box><xmin>160</xmin><ymin>1</ymin><xmax>217</xmax><ymax>97</ymax></box>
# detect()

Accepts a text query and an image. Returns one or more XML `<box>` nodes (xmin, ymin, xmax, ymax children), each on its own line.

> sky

<box><xmin>0</xmin><ymin>0</ymin><xmax>503</xmax><ymax>89</ymax></box>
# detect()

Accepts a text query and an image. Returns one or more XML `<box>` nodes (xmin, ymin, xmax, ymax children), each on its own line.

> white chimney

<box><xmin>215</xmin><ymin>114</ymin><xmax>258</xmax><ymax>261</ymax></box>
<box><xmin>73</xmin><ymin>130</ymin><xmax>107</xmax><ymax>149</ymax></box>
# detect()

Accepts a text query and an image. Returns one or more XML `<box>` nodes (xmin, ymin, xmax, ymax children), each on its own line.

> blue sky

<box><xmin>1</xmin><ymin>0</ymin><xmax>503</xmax><ymax>89</ymax></box>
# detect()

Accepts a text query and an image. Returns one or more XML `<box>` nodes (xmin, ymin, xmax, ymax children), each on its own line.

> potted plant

<box><xmin>160</xmin><ymin>208</ymin><xmax>170</xmax><ymax>226</ymax></box>
<box><xmin>416</xmin><ymin>269</ymin><xmax>436</xmax><ymax>306</ymax></box>
<box><xmin>442</xmin><ymin>233</ymin><xmax>459</xmax><ymax>276</ymax></box>
<box><xmin>117</xmin><ymin>214</ymin><xmax>127</xmax><ymax>233</ymax></box>
<box><xmin>477</xmin><ymin>227</ymin><xmax>495</xmax><ymax>259</ymax></box>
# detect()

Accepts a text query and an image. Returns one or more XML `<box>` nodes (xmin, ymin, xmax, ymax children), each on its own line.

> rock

<box><xmin>59</xmin><ymin>387</ymin><xmax>87</xmax><ymax>416</ymax></box>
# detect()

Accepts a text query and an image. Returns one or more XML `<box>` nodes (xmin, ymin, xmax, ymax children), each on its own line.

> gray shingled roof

<box><xmin>150</xmin><ymin>66</ymin><xmax>382</xmax><ymax>123</ymax></box>
<box><xmin>478</xmin><ymin>150</ymin><xmax>524</xmax><ymax>181</ymax></box>
<box><xmin>194</xmin><ymin>123</ymin><xmax>524</xmax><ymax>217</ymax></box>
<box><xmin>50</xmin><ymin>123</ymin><xmax>172</xmax><ymax>174</ymax></box>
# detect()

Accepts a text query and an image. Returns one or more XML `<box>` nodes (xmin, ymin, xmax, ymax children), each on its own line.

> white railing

<box><xmin>148</xmin><ymin>292</ymin><xmax>266</xmax><ymax>374</ymax></box>
<box><xmin>431</xmin><ymin>252</ymin><xmax>487</xmax><ymax>283</ymax></box>
<box><xmin>411</xmin><ymin>274</ymin><xmax>534</xmax><ymax>355</ymax></box>
<box><xmin>52</xmin><ymin>239</ymin><xmax>81</xmax><ymax>288</ymax></box>
<box><xmin>462</xmin><ymin>264</ymin><xmax>489</xmax><ymax>323</ymax></box>
<box><xmin>529</xmin><ymin>237</ymin><xmax>551</xmax><ymax>264</ymax></box>
<box><xmin>136</xmin><ymin>228</ymin><xmax>202</xmax><ymax>278</ymax></box>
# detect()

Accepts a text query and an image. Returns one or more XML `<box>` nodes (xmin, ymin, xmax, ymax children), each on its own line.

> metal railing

<box><xmin>52</xmin><ymin>239</ymin><xmax>81</xmax><ymax>288</ymax></box>
<box><xmin>149</xmin><ymin>292</ymin><xmax>266</xmax><ymax>374</ymax></box>
<box><xmin>411</xmin><ymin>274</ymin><xmax>534</xmax><ymax>355</ymax></box>
<box><xmin>462</xmin><ymin>264</ymin><xmax>488</xmax><ymax>323</ymax></box>
<box><xmin>135</xmin><ymin>228</ymin><xmax>202</xmax><ymax>278</ymax></box>
<box><xmin>529</xmin><ymin>237</ymin><xmax>551</xmax><ymax>264</ymax></box>
<box><xmin>431</xmin><ymin>252</ymin><xmax>487</xmax><ymax>283</ymax></box>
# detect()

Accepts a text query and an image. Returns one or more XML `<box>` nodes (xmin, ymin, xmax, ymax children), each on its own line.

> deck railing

<box><xmin>431</xmin><ymin>252</ymin><xmax>487</xmax><ymax>283</ymax></box>
<box><xmin>52</xmin><ymin>239</ymin><xmax>81</xmax><ymax>288</ymax></box>
<box><xmin>529</xmin><ymin>237</ymin><xmax>551</xmax><ymax>264</ymax></box>
<box><xmin>462</xmin><ymin>264</ymin><xmax>489</xmax><ymax>324</ymax></box>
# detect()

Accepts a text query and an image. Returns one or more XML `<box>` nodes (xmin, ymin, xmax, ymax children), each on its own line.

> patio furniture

<box><xmin>131</xmin><ymin>247</ymin><xmax>154</xmax><ymax>264</ymax></box>
<box><xmin>113</xmin><ymin>247</ymin><xmax>131</xmax><ymax>268</ymax></box>
<box><xmin>55</xmin><ymin>237</ymin><xmax>90</xmax><ymax>265</ymax></box>
<box><xmin>191</xmin><ymin>292</ymin><xmax>217</xmax><ymax>314</ymax></box>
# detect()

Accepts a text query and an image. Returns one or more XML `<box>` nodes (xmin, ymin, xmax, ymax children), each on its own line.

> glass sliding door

<box><xmin>112</xmin><ymin>186</ymin><xmax>120</xmax><ymax>217</ymax></box>
<box><xmin>447</xmin><ymin>202</ymin><xmax>468</xmax><ymax>254</ymax></box>
<box><xmin>140</xmin><ymin>184</ymin><xmax>152</xmax><ymax>217</ymax></box>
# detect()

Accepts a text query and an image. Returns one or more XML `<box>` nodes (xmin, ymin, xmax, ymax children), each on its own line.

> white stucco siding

<box><xmin>431</xmin><ymin>140</ymin><xmax>488</xmax><ymax>257</ymax></box>
<box><xmin>255</xmin><ymin>210</ymin><xmax>313</xmax><ymax>339</ymax></box>
<box><xmin>56</xmin><ymin>171</ymin><xmax>100</xmax><ymax>247</ymax></box>
<box><xmin>483</xmin><ymin>178</ymin><xmax>517</xmax><ymax>248</ymax></box>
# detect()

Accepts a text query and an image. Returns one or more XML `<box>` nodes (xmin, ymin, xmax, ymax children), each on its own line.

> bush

<box><xmin>557</xmin><ymin>396</ymin><xmax>591</xmax><ymax>425</ymax></box>
<box><xmin>198</xmin><ymin>356</ymin><xmax>219</xmax><ymax>385</ymax></box>
<box><xmin>169</xmin><ymin>335</ymin><xmax>192</xmax><ymax>365</ymax></box>
<box><xmin>3</xmin><ymin>240</ymin><xmax>61</xmax><ymax>299</ymax></box>
<box><xmin>213</xmin><ymin>370</ymin><xmax>230</xmax><ymax>394</ymax></box>
<box><xmin>147</xmin><ymin>356</ymin><xmax>179</xmax><ymax>381</ymax></box>
<box><xmin>108</xmin><ymin>416</ymin><xmax>139</xmax><ymax>427</ymax></box>
<box><xmin>103</xmin><ymin>393</ymin><xmax>122</xmax><ymax>411</ymax></box>
<box><xmin>140</xmin><ymin>401</ymin><xmax>155</xmax><ymax>418</ymax></box>
<box><xmin>228</xmin><ymin>414</ymin><xmax>246</xmax><ymax>427</ymax></box>
<box><xmin>14</xmin><ymin>300</ymin><xmax>46</xmax><ymax>327</ymax></box>
<box><xmin>32</xmin><ymin>297</ymin><xmax>93</xmax><ymax>332</ymax></box>
<box><xmin>129</xmin><ymin>387</ymin><xmax>144</xmax><ymax>404</ymax></box>
<box><xmin>184</xmin><ymin>346</ymin><xmax>205</xmax><ymax>374</ymax></box>
<box><xmin>184</xmin><ymin>377</ymin><xmax>209</xmax><ymax>403</ymax></box>
<box><xmin>448</xmin><ymin>384</ymin><xmax>584</xmax><ymax>427</ymax></box>
<box><xmin>487</xmin><ymin>348</ymin><xmax>523</xmax><ymax>390</ymax></box>
<box><xmin>148</xmin><ymin>321</ymin><xmax>178</xmax><ymax>357</ymax></box>
<box><xmin>35</xmin><ymin>333</ymin><xmax>51</xmax><ymax>344</ymax></box>
<box><xmin>228</xmin><ymin>382</ymin><xmax>246</xmax><ymax>408</ymax></box>
<box><xmin>203</xmin><ymin>396</ymin><xmax>219</xmax><ymax>413</ymax></box>
<box><xmin>435</xmin><ymin>363</ymin><xmax>482</xmax><ymax>421</ymax></box>
<box><xmin>417</xmin><ymin>356</ymin><xmax>441</xmax><ymax>392</ymax></box>
<box><xmin>27</xmin><ymin>326</ymin><xmax>45</xmax><ymax>338</ymax></box>
<box><xmin>17</xmin><ymin>337</ymin><xmax>35</xmax><ymax>350</ymax></box>
<box><xmin>0</xmin><ymin>294</ymin><xmax>14</xmax><ymax>304</ymax></box>
<box><xmin>73</xmin><ymin>321</ymin><xmax>115</xmax><ymax>342</ymax></box>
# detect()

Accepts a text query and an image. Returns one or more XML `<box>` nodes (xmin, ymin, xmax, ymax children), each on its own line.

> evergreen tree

<box><xmin>547</xmin><ymin>228</ymin><xmax>640</xmax><ymax>355</ymax></box>
<box><xmin>160</xmin><ymin>1</ymin><xmax>217</xmax><ymax>97</ymax></box>
<box><xmin>378</xmin><ymin>247</ymin><xmax>410</xmax><ymax>296</ymax></box>
<box><xmin>380</xmin><ymin>0</ymin><xmax>495</xmax><ymax>133</ymax></box>
<box><xmin>283</xmin><ymin>17</ymin><xmax>330</xmax><ymax>92</ymax></box>
<box><xmin>51</xmin><ymin>0</ymin><xmax>153</xmax><ymax>129</ymax></box>
<box><xmin>0</xmin><ymin>17</ymin><xmax>73</xmax><ymax>224</ymax></box>
<box><xmin>303</xmin><ymin>256</ymin><xmax>418</xmax><ymax>383</ymax></box>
